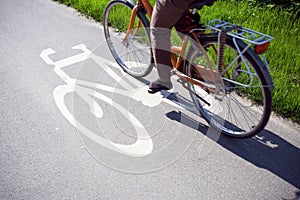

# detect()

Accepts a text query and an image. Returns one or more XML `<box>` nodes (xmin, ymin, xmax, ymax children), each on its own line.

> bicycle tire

<box><xmin>103</xmin><ymin>0</ymin><xmax>153</xmax><ymax>77</ymax></box>
<box><xmin>186</xmin><ymin>34</ymin><xmax>272</xmax><ymax>138</ymax></box>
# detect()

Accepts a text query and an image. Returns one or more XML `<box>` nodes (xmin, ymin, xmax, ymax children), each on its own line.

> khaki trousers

<box><xmin>150</xmin><ymin>0</ymin><xmax>196</xmax><ymax>82</ymax></box>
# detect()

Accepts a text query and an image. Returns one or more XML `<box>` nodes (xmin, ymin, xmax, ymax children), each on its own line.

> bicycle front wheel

<box><xmin>186</xmin><ymin>34</ymin><xmax>272</xmax><ymax>138</ymax></box>
<box><xmin>103</xmin><ymin>0</ymin><xmax>153</xmax><ymax>77</ymax></box>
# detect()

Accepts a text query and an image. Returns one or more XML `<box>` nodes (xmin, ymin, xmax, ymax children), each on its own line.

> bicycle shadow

<box><xmin>135</xmin><ymin>77</ymin><xmax>300</xmax><ymax>189</ymax></box>
<box><xmin>166</xmin><ymin>109</ymin><xmax>300</xmax><ymax>190</ymax></box>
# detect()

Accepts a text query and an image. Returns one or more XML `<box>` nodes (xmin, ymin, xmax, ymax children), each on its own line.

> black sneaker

<box><xmin>148</xmin><ymin>80</ymin><xmax>172</xmax><ymax>94</ymax></box>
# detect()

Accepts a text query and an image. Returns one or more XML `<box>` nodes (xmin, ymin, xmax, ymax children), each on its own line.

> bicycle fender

<box><xmin>125</xmin><ymin>0</ymin><xmax>136</xmax><ymax>7</ymax></box>
<box><xmin>238</xmin><ymin>40</ymin><xmax>274</xmax><ymax>91</ymax></box>
<box><xmin>252</xmin><ymin>56</ymin><xmax>274</xmax><ymax>91</ymax></box>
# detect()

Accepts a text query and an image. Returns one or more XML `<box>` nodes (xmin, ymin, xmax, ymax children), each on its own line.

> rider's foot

<box><xmin>148</xmin><ymin>79</ymin><xmax>172</xmax><ymax>94</ymax></box>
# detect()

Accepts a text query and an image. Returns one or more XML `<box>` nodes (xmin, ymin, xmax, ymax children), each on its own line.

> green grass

<box><xmin>53</xmin><ymin>0</ymin><xmax>300</xmax><ymax>123</ymax></box>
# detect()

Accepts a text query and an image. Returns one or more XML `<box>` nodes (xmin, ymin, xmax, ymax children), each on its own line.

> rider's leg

<box><xmin>149</xmin><ymin>0</ymin><xmax>195</xmax><ymax>93</ymax></box>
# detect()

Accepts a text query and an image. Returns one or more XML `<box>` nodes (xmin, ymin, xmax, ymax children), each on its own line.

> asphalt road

<box><xmin>1</xmin><ymin>0</ymin><xmax>300</xmax><ymax>199</ymax></box>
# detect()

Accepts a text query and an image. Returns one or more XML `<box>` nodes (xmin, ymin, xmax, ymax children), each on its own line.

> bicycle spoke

<box><xmin>187</xmin><ymin>34</ymin><xmax>271</xmax><ymax>137</ymax></box>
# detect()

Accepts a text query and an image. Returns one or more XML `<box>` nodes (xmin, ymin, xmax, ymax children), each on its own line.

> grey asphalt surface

<box><xmin>1</xmin><ymin>0</ymin><xmax>300</xmax><ymax>199</ymax></box>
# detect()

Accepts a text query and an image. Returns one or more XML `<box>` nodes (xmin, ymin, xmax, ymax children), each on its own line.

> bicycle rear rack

<box><xmin>205</xmin><ymin>19</ymin><xmax>274</xmax><ymax>89</ymax></box>
<box><xmin>207</xmin><ymin>19</ymin><xmax>273</xmax><ymax>45</ymax></box>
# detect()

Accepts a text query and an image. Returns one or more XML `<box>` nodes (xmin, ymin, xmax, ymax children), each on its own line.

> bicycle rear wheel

<box><xmin>186</xmin><ymin>34</ymin><xmax>272</xmax><ymax>138</ymax></box>
<box><xmin>103</xmin><ymin>0</ymin><xmax>153</xmax><ymax>77</ymax></box>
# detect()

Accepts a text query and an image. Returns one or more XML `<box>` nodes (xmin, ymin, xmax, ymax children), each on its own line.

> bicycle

<box><xmin>103</xmin><ymin>0</ymin><xmax>274</xmax><ymax>138</ymax></box>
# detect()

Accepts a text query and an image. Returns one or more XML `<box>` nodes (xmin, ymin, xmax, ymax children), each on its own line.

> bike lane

<box><xmin>1</xmin><ymin>0</ymin><xmax>299</xmax><ymax>199</ymax></box>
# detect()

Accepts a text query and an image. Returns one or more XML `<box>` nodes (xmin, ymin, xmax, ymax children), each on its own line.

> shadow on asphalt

<box><xmin>135</xmin><ymin>76</ymin><xmax>300</xmax><ymax>190</ymax></box>
<box><xmin>166</xmin><ymin>109</ymin><xmax>300</xmax><ymax>190</ymax></box>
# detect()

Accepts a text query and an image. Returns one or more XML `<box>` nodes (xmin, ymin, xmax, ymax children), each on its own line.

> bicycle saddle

<box><xmin>188</xmin><ymin>0</ymin><xmax>217</xmax><ymax>10</ymax></box>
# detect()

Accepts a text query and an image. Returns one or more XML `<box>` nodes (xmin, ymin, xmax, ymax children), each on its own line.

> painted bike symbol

<box><xmin>40</xmin><ymin>44</ymin><xmax>198</xmax><ymax>157</ymax></box>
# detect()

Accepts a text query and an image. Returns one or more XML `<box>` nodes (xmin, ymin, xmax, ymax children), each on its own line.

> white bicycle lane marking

<box><xmin>40</xmin><ymin>44</ymin><xmax>198</xmax><ymax>157</ymax></box>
